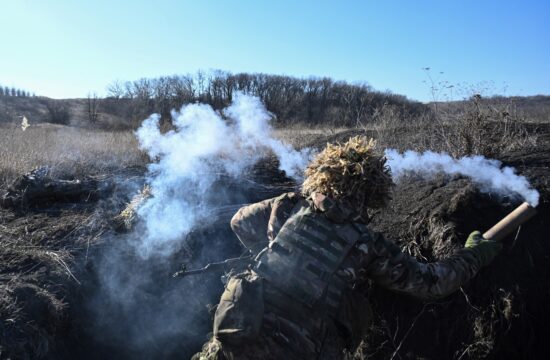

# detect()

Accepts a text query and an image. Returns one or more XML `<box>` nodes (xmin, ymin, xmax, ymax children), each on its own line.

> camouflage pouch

<box><xmin>213</xmin><ymin>271</ymin><xmax>264</xmax><ymax>345</ymax></box>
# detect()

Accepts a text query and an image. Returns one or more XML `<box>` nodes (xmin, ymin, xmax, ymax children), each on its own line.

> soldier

<box><xmin>193</xmin><ymin>136</ymin><xmax>501</xmax><ymax>360</ymax></box>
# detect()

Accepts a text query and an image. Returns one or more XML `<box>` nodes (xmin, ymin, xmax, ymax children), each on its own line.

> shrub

<box><xmin>44</xmin><ymin>100</ymin><xmax>71</xmax><ymax>125</ymax></box>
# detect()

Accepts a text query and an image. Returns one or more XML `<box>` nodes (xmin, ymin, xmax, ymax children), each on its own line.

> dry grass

<box><xmin>272</xmin><ymin>126</ymin><xmax>350</xmax><ymax>149</ymax></box>
<box><xmin>0</xmin><ymin>233</ymin><xmax>73</xmax><ymax>358</ymax></box>
<box><xmin>271</xmin><ymin>96</ymin><xmax>540</xmax><ymax>162</ymax></box>
<box><xmin>0</xmin><ymin>123</ymin><xmax>147</xmax><ymax>188</ymax></box>
<box><xmin>372</xmin><ymin>97</ymin><xmax>539</xmax><ymax>157</ymax></box>
<box><xmin>112</xmin><ymin>185</ymin><xmax>151</xmax><ymax>231</ymax></box>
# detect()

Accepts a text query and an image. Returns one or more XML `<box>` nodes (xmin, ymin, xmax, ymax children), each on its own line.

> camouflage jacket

<box><xmin>232</xmin><ymin>192</ymin><xmax>484</xmax><ymax>300</ymax></box>
<box><xmin>228</xmin><ymin>192</ymin><xmax>486</xmax><ymax>356</ymax></box>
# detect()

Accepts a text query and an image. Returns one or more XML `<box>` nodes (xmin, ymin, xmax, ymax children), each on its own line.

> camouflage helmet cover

<box><xmin>301</xmin><ymin>136</ymin><xmax>393</xmax><ymax>212</ymax></box>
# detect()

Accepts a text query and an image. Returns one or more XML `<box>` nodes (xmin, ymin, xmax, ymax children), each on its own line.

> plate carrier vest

<box><xmin>254</xmin><ymin>201</ymin><xmax>368</xmax><ymax>317</ymax></box>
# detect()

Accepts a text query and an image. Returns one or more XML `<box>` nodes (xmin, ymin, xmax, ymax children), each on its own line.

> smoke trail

<box><xmin>385</xmin><ymin>149</ymin><xmax>540</xmax><ymax>207</ymax></box>
<box><xmin>134</xmin><ymin>92</ymin><xmax>313</xmax><ymax>257</ymax></box>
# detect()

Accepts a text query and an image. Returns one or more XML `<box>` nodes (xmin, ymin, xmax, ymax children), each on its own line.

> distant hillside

<box><xmin>496</xmin><ymin>95</ymin><xmax>550</xmax><ymax>122</ymax></box>
<box><xmin>1</xmin><ymin>81</ymin><xmax>549</xmax><ymax>130</ymax></box>
<box><xmin>0</xmin><ymin>96</ymin><xmax>128</xmax><ymax>129</ymax></box>
<box><xmin>0</xmin><ymin>96</ymin><xmax>50</xmax><ymax>123</ymax></box>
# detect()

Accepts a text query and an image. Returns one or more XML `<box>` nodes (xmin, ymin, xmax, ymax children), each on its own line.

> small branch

<box><xmin>460</xmin><ymin>287</ymin><xmax>480</xmax><ymax>312</ymax></box>
<box><xmin>47</xmin><ymin>251</ymin><xmax>81</xmax><ymax>285</ymax></box>
<box><xmin>510</xmin><ymin>225</ymin><xmax>522</xmax><ymax>252</ymax></box>
<box><xmin>390</xmin><ymin>303</ymin><xmax>429</xmax><ymax>360</ymax></box>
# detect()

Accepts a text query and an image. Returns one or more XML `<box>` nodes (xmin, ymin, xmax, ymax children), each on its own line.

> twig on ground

<box><xmin>46</xmin><ymin>251</ymin><xmax>81</xmax><ymax>285</ymax></box>
<box><xmin>460</xmin><ymin>287</ymin><xmax>481</xmax><ymax>312</ymax></box>
<box><xmin>390</xmin><ymin>303</ymin><xmax>429</xmax><ymax>360</ymax></box>
<box><xmin>510</xmin><ymin>225</ymin><xmax>522</xmax><ymax>252</ymax></box>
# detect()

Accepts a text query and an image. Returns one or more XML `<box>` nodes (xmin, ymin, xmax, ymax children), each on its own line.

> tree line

<box><xmin>105</xmin><ymin>70</ymin><xmax>427</xmax><ymax>128</ymax></box>
<box><xmin>0</xmin><ymin>85</ymin><xmax>34</xmax><ymax>98</ymax></box>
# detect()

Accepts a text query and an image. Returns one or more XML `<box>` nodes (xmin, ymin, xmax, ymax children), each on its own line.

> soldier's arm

<box><xmin>364</xmin><ymin>233</ymin><xmax>485</xmax><ymax>300</ymax></box>
<box><xmin>230</xmin><ymin>198</ymin><xmax>274</xmax><ymax>252</ymax></box>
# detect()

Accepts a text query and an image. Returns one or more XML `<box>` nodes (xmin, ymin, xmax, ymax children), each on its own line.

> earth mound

<box><xmin>365</xmin><ymin>173</ymin><xmax>549</xmax><ymax>359</ymax></box>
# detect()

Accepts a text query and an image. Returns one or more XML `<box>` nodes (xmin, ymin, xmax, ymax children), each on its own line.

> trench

<box><xmin>56</xmin><ymin>164</ymin><xmax>295</xmax><ymax>359</ymax></box>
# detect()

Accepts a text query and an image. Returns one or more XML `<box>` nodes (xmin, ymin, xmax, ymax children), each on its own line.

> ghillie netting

<box><xmin>302</xmin><ymin>136</ymin><xmax>393</xmax><ymax>213</ymax></box>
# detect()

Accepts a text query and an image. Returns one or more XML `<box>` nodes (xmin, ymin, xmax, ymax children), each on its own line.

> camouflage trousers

<box><xmin>192</xmin><ymin>325</ymin><xmax>353</xmax><ymax>360</ymax></box>
<box><xmin>192</xmin><ymin>334</ymin><xmax>304</xmax><ymax>360</ymax></box>
<box><xmin>192</xmin><ymin>269</ymin><xmax>354</xmax><ymax>359</ymax></box>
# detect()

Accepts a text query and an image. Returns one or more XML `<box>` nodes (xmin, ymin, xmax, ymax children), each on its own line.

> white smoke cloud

<box><xmin>223</xmin><ymin>93</ymin><xmax>312</xmax><ymax>177</ymax></box>
<box><xmin>385</xmin><ymin>149</ymin><xmax>540</xmax><ymax>207</ymax></box>
<box><xmin>134</xmin><ymin>92</ymin><xmax>313</xmax><ymax>257</ymax></box>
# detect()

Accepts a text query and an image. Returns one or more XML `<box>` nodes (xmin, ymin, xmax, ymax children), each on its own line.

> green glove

<box><xmin>465</xmin><ymin>231</ymin><xmax>503</xmax><ymax>267</ymax></box>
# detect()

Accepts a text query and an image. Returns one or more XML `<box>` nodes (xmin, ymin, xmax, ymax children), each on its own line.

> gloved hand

<box><xmin>465</xmin><ymin>231</ymin><xmax>503</xmax><ymax>267</ymax></box>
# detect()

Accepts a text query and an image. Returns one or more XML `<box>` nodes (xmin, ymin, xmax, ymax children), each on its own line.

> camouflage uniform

<box><xmin>194</xmin><ymin>192</ymin><xmax>487</xmax><ymax>360</ymax></box>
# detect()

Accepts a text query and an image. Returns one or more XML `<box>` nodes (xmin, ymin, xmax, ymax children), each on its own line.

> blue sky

<box><xmin>1</xmin><ymin>0</ymin><xmax>548</xmax><ymax>101</ymax></box>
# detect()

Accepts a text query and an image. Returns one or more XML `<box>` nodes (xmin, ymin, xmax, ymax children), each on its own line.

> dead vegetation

<box><xmin>0</xmin><ymin>209</ymin><xmax>89</xmax><ymax>359</ymax></box>
<box><xmin>112</xmin><ymin>185</ymin><xmax>151</xmax><ymax>232</ymax></box>
<box><xmin>0</xmin><ymin>165</ymin><xmax>141</xmax><ymax>359</ymax></box>
<box><xmin>0</xmin><ymin>123</ymin><xmax>147</xmax><ymax>188</ymax></box>
<box><xmin>372</xmin><ymin>95</ymin><xmax>538</xmax><ymax>158</ymax></box>
<box><xmin>272</xmin><ymin>127</ymin><xmax>350</xmax><ymax>149</ymax></box>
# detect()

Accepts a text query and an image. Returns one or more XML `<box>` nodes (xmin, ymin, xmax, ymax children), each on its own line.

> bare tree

<box><xmin>106</xmin><ymin>80</ymin><xmax>125</xmax><ymax>98</ymax></box>
<box><xmin>103</xmin><ymin>70</ymin><xmax>426</xmax><ymax>129</ymax></box>
<box><xmin>87</xmin><ymin>93</ymin><xmax>100</xmax><ymax>124</ymax></box>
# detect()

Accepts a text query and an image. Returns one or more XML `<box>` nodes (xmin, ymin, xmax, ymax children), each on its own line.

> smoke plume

<box><xmin>86</xmin><ymin>94</ymin><xmax>312</xmax><ymax>358</ymax></box>
<box><xmin>134</xmin><ymin>92</ymin><xmax>312</xmax><ymax>257</ymax></box>
<box><xmin>385</xmin><ymin>149</ymin><xmax>540</xmax><ymax>206</ymax></box>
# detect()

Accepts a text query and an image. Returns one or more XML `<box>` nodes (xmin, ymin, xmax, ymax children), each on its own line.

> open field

<box><xmin>0</xmin><ymin>123</ymin><xmax>146</xmax><ymax>188</ymax></box>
